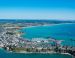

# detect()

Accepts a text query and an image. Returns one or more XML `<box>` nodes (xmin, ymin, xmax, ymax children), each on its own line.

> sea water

<box><xmin>21</xmin><ymin>23</ymin><xmax>75</xmax><ymax>46</ymax></box>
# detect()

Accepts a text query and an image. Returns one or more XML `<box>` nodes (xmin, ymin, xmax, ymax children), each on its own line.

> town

<box><xmin>0</xmin><ymin>20</ymin><xmax>75</xmax><ymax>57</ymax></box>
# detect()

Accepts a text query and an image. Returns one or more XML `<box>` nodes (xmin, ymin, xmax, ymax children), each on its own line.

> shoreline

<box><xmin>21</xmin><ymin>23</ymin><xmax>75</xmax><ymax>29</ymax></box>
<box><xmin>8</xmin><ymin>50</ymin><xmax>71</xmax><ymax>56</ymax></box>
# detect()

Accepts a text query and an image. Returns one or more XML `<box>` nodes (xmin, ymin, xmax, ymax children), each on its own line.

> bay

<box><xmin>21</xmin><ymin>23</ymin><xmax>75</xmax><ymax>46</ymax></box>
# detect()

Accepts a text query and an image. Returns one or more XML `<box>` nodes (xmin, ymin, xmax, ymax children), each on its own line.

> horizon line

<box><xmin>0</xmin><ymin>19</ymin><xmax>75</xmax><ymax>21</ymax></box>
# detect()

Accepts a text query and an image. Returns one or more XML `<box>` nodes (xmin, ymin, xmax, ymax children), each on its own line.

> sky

<box><xmin>0</xmin><ymin>0</ymin><xmax>75</xmax><ymax>20</ymax></box>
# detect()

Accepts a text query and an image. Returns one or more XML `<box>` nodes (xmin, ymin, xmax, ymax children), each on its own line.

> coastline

<box><xmin>0</xmin><ymin>23</ymin><xmax>74</xmax><ymax>58</ymax></box>
<box><xmin>8</xmin><ymin>50</ymin><xmax>71</xmax><ymax>56</ymax></box>
<box><xmin>21</xmin><ymin>23</ymin><xmax>75</xmax><ymax>29</ymax></box>
<box><xmin>0</xmin><ymin>47</ymin><xmax>72</xmax><ymax>57</ymax></box>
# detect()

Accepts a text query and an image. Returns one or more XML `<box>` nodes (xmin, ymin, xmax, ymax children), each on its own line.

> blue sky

<box><xmin>0</xmin><ymin>0</ymin><xmax>75</xmax><ymax>20</ymax></box>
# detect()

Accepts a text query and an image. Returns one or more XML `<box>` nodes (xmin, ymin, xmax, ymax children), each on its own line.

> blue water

<box><xmin>0</xmin><ymin>53</ymin><xmax>72</xmax><ymax>58</ymax></box>
<box><xmin>21</xmin><ymin>23</ymin><xmax>75</xmax><ymax>46</ymax></box>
